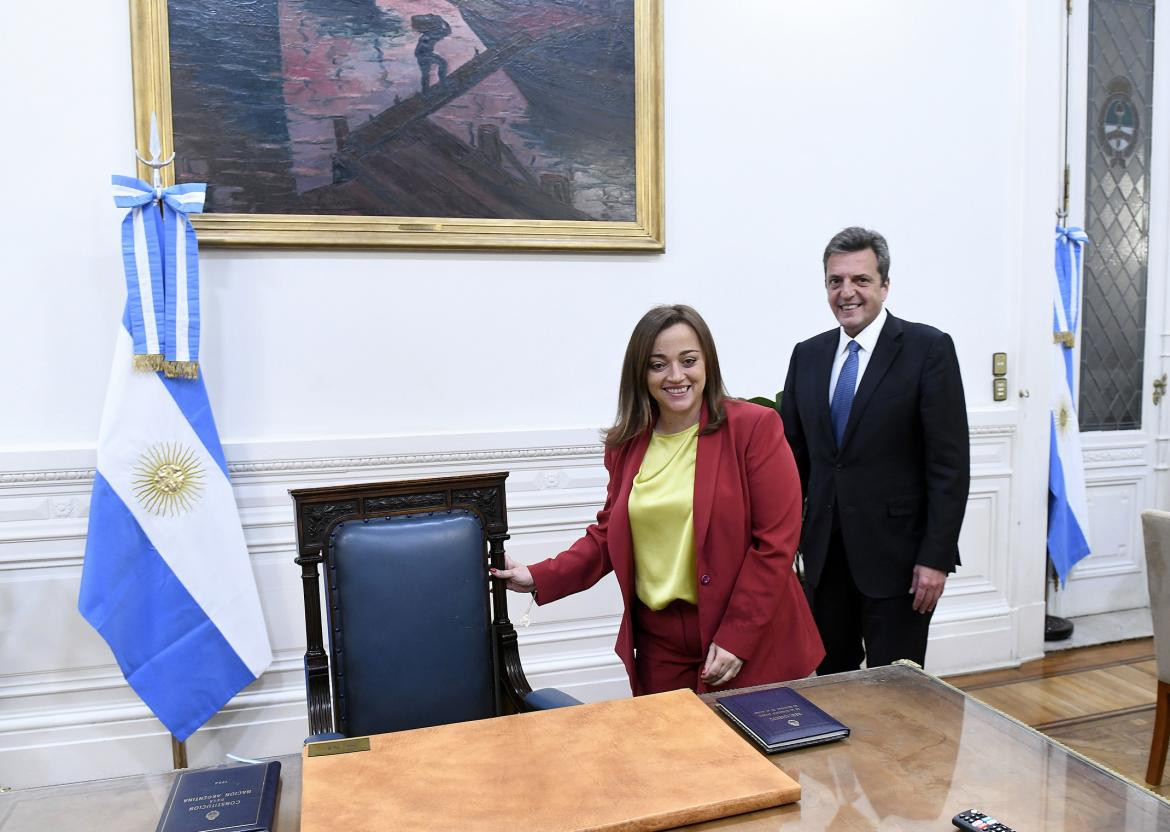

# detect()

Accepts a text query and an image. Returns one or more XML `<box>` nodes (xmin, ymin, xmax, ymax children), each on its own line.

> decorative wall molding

<box><xmin>0</xmin><ymin>469</ymin><xmax>94</xmax><ymax>485</ymax></box>
<box><xmin>0</xmin><ymin>422</ymin><xmax>1018</xmax><ymax>488</ymax></box>
<box><xmin>230</xmin><ymin>444</ymin><xmax>605</xmax><ymax>475</ymax></box>
<box><xmin>0</xmin><ymin>446</ymin><xmax>605</xmax><ymax>487</ymax></box>
<box><xmin>969</xmin><ymin>424</ymin><xmax>1017</xmax><ymax>437</ymax></box>
<box><xmin>1083</xmin><ymin>445</ymin><xmax>1146</xmax><ymax>465</ymax></box>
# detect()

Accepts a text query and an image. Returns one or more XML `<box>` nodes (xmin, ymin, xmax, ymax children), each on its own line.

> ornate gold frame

<box><xmin>129</xmin><ymin>0</ymin><xmax>663</xmax><ymax>251</ymax></box>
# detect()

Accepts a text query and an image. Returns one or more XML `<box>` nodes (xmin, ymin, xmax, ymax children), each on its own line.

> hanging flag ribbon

<box><xmin>111</xmin><ymin>175</ymin><xmax>207</xmax><ymax>378</ymax></box>
<box><xmin>1053</xmin><ymin>226</ymin><xmax>1088</xmax><ymax>350</ymax></box>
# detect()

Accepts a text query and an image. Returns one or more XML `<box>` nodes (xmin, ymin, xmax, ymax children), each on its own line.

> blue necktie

<box><xmin>830</xmin><ymin>341</ymin><xmax>861</xmax><ymax>446</ymax></box>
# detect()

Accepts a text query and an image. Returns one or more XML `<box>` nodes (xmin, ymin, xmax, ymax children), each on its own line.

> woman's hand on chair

<box><xmin>490</xmin><ymin>554</ymin><xmax>535</xmax><ymax>593</ymax></box>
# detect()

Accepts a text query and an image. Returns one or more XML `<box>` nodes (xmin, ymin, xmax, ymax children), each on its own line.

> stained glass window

<box><xmin>1079</xmin><ymin>0</ymin><xmax>1155</xmax><ymax>431</ymax></box>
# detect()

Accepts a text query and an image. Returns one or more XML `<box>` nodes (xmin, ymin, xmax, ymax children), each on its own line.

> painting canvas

<box><xmin>131</xmin><ymin>0</ymin><xmax>663</xmax><ymax>249</ymax></box>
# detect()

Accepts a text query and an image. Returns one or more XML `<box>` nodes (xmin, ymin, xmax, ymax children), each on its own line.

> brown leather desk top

<box><xmin>300</xmin><ymin>688</ymin><xmax>799</xmax><ymax>832</ymax></box>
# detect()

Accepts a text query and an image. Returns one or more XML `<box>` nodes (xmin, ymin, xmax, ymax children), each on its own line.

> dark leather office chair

<box><xmin>291</xmin><ymin>471</ymin><xmax>578</xmax><ymax>741</ymax></box>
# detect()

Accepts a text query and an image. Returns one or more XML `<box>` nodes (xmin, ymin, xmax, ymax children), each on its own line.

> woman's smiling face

<box><xmin>646</xmin><ymin>322</ymin><xmax>706</xmax><ymax>432</ymax></box>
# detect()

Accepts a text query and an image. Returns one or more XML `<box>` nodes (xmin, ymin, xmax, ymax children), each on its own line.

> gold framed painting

<box><xmin>129</xmin><ymin>0</ymin><xmax>663</xmax><ymax>251</ymax></box>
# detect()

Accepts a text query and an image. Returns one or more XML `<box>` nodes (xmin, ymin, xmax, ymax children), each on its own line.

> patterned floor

<box><xmin>945</xmin><ymin>638</ymin><xmax>1167</xmax><ymax>798</ymax></box>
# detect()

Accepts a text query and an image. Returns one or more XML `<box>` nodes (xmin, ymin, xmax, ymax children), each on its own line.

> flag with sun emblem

<box><xmin>1048</xmin><ymin>226</ymin><xmax>1092</xmax><ymax>583</ymax></box>
<box><xmin>79</xmin><ymin>162</ymin><xmax>272</xmax><ymax>742</ymax></box>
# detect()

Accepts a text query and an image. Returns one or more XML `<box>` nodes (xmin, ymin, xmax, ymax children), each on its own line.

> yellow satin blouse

<box><xmin>628</xmin><ymin>424</ymin><xmax>699</xmax><ymax>610</ymax></box>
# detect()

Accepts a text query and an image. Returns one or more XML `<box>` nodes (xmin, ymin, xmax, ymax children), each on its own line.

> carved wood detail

<box><xmin>300</xmin><ymin>499</ymin><xmax>360</xmax><ymax>553</ymax></box>
<box><xmin>363</xmin><ymin>492</ymin><xmax>446</xmax><ymax>515</ymax></box>
<box><xmin>289</xmin><ymin>472</ymin><xmax>549</xmax><ymax>738</ymax></box>
<box><xmin>452</xmin><ymin>487</ymin><xmax>504</xmax><ymax>531</ymax></box>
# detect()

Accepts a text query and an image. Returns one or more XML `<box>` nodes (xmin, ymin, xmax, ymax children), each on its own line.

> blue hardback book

<box><xmin>154</xmin><ymin>761</ymin><xmax>281</xmax><ymax>832</ymax></box>
<box><xmin>715</xmin><ymin>686</ymin><xmax>850</xmax><ymax>753</ymax></box>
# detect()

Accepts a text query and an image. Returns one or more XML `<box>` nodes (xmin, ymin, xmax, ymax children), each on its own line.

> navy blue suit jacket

<box><xmin>779</xmin><ymin>313</ymin><xmax>970</xmax><ymax>598</ymax></box>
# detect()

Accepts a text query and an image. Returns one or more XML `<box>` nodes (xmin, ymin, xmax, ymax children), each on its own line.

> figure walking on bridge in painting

<box><xmin>412</xmin><ymin>14</ymin><xmax>452</xmax><ymax>94</ymax></box>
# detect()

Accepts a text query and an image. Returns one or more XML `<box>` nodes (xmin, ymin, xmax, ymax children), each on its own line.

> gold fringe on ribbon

<box><xmin>1053</xmin><ymin>331</ymin><xmax>1075</xmax><ymax>347</ymax></box>
<box><xmin>132</xmin><ymin>353</ymin><xmax>165</xmax><ymax>372</ymax></box>
<box><xmin>162</xmin><ymin>360</ymin><xmax>200</xmax><ymax>380</ymax></box>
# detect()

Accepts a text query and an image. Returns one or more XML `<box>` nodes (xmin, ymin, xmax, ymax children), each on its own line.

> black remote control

<box><xmin>953</xmin><ymin>809</ymin><xmax>1015</xmax><ymax>832</ymax></box>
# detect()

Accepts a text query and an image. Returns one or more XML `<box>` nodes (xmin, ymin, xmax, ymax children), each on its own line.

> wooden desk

<box><xmin>3</xmin><ymin>665</ymin><xmax>1168</xmax><ymax>830</ymax></box>
<box><xmin>693</xmin><ymin>664</ymin><xmax>1170</xmax><ymax>831</ymax></box>
<box><xmin>0</xmin><ymin>755</ymin><xmax>303</xmax><ymax>831</ymax></box>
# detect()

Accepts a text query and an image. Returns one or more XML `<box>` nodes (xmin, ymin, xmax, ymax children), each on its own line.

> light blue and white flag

<box><xmin>80</xmin><ymin>179</ymin><xmax>270</xmax><ymax>742</ymax></box>
<box><xmin>1048</xmin><ymin>226</ymin><xmax>1092</xmax><ymax>583</ymax></box>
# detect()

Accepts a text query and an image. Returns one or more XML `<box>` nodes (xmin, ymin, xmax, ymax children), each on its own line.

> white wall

<box><xmin>0</xmin><ymin>0</ymin><xmax>1059</xmax><ymax>788</ymax></box>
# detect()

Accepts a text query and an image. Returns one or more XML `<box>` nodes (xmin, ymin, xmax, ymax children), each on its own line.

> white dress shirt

<box><xmin>828</xmin><ymin>306</ymin><xmax>889</xmax><ymax>404</ymax></box>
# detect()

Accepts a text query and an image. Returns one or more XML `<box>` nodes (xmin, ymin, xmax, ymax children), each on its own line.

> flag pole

<box><xmin>1045</xmin><ymin>0</ymin><xmax>1077</xmax><ymax>643</ymax></box>
<box><xmin>172</xmin><ymin>735</ymin><xmax>188</xmax><ymax>769</ymax></box>
<box><xmin>1045</xmin><ymin>560</ymin><xmax>1074</xmax><ymax>641</ymax></box>
<box><xmin>138</xmin><ymin>117</ymin><xmax>207</xmax><ymax>749</ymax></box>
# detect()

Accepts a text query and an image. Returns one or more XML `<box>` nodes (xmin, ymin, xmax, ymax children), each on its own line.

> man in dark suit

<box><xmin>779</xmin><ymin>227</ymin><xmax>969</xmax><ymax>673</ymax></box>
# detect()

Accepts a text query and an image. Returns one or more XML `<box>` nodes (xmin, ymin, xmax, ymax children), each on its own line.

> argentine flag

<box><xmin>80</xmin><ymin>320</ymin><xmax>272</xmax><ymax>740</ymax></box>
<box><xmin>1048</xmin><ymin>227</ymin><xmax>1092</xmax><ymax>583</ymax></box>
<box><xmin>80</xmin><ymin>174</ymin><xmax>271</xmax><ymax>740</ymax></box>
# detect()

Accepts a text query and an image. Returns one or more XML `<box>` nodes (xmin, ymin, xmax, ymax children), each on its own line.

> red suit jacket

<box><xmin>528</xmin><ymin>399</ymin><xmax>824</xmax><ymax>694</ymax></box>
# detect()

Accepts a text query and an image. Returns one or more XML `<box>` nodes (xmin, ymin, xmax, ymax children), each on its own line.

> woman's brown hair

<box><xmin>604</xmin><ymin>304</ymin><xmax>729</xmax><ymax>448</ymax></box>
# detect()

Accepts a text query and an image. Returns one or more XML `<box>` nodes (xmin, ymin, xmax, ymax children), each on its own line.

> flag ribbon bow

<box><xmin>111</xmin><ymin>175</ymin><xmax>207</xmax><ymax>379</ymax></box>
<box><xmin>1053</xmin><ymin>226</ymin><xmax>1089</xmax><ymax>351</ymax></box>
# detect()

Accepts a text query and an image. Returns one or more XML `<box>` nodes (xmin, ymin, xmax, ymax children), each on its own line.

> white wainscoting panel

<box><xmin>1049</xmin><ymin>436</ymin><xmax>1153</xmax><ymax>617</ymax></box>
<box><xmin>925</xmin><ymin>422</ymin><xmax>1024</xmax><ymax>676</ymax></box>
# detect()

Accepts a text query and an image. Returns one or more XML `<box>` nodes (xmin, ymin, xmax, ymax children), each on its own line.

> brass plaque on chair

<box><xmin>306</xmin><ymin>736</ymin><xmax>371</xmax><ymax>757</ymax></box>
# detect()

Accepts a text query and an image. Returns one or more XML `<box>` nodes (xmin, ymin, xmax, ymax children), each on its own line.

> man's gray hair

<box><xmin>823</xmin><ymin>227</ymin><xmax>890</xmax><ymax>285</ymax></box>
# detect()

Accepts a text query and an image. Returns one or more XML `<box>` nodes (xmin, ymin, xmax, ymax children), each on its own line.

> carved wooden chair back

<box><xmin>290</xmin><ymin>472</ymin><xmax>536</xmax><ymax>738</ymax></box>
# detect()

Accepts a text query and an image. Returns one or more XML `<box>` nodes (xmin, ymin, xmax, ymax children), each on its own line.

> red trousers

<box><xmin>633</xmin><ymin>599</ymin><xmax>703</xmax><ymax>695</ymax></box>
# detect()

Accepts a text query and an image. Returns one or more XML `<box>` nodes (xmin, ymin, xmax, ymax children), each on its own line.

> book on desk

<box><xmin>154</xmin><ymin>760</ymin><xmax>281</xmax><ymax>832</ymax></box>
<box><xmin>715</xmin><ymin>686</ymin><xmax>850</xmax><ymax>753</ymax></box>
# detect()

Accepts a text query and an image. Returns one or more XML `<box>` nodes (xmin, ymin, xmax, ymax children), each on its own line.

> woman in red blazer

<box><xmin>493</xmin><ymin>305</ymin><xmax>823</xmax><ymax>694</ymax></box>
